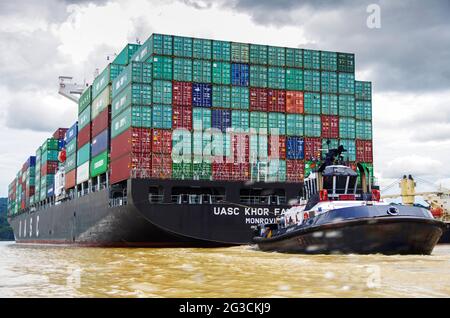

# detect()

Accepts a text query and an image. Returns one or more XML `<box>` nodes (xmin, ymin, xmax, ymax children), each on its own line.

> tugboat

<box><xmin>253</xmin><ymin>147</ymin><xmax>446</xmax><ymax>255</ymax></box>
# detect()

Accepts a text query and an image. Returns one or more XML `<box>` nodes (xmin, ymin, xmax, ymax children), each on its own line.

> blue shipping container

<box><xmin>286</xmin><ymin>137</ymin><xmax>304</xmax><ymax>160</ymax></box>
<box><xmin>58</xmin><ymin>139</ymin><xmax>66</xmax><ymax>151</ymax></box>
<box><xmin>91</xmin><ymin>130</ymin><xmax>109</xmax><ymax>158</ymax></box>
<box><xmin>193</xmin><ymin>83</ymin><xmax>212</xmax><ymax>107</ymax></box>
<box><xmin>47</xmin><ymin>184</ymin><xmax>55</xmax><ymax>198</ymax></box>
<box><xmin>212</xmin><ymin>109</ymin><xmax>231</xmax><ymax>132</ymax></box>
<box><xmin>231</xmin><ymin>63</ymin><xmax>249</xmax><ymax>86</ymax></box>
<box><xmin>65</xmin><ymin>122</ymin><xmax>78</xmax><ymax>143</ymax></box>
<box><xmin>27</xmin><ymin>156</ymin><xmax>36</xmax><ymax>168</ymax></box>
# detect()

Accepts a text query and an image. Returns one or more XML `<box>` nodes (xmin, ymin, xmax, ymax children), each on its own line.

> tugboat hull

<box><xmin>254</xmin><ymin>217</ymin><xmax>445</xmax><ymax>255</ymax></box>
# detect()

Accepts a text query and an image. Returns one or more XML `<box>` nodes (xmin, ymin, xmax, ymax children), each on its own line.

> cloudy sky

<box><xmin>1</xmin><ymin>0</ymin><xmax>450</xmax><ymax>197</ymax></box>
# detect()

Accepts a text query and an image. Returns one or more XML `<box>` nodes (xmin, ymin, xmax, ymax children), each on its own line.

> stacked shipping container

<box><xmin>8</xmin><ymin>35</ymin><xmax>374</xmax><ymax>216</ymax></box>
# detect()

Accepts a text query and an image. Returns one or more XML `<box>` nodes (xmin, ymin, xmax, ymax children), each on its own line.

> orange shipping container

<box><xmin>286</xmin><ymin>91</ymin><xmax>304</xmax><ymax>114</ymax></box>
<box><xmin>65</xmin><ymin>170</ymin><xmax>76</xmax><ymax>190</ymax></box>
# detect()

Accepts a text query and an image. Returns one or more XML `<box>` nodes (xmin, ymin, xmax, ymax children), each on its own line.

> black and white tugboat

<box><xmin>253</xmin><ymin>147</ymin><xmax>446</xmax><ymax>255</ymax></box>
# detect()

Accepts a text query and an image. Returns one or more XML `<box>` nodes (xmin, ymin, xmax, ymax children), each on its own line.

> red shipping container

<box><xmin>304</xmin><ymin>137</ymin><xmax>322</xmax><ymax>161</ymax></box>
<box><xmin>212</xmin><ymin>160</ymin><xmax>231</xmax><ymax>180</ymax></box>
<box><xmin>77</xmin><ymin>123</ymin><xmax>91</xmax><ymax>148</ymax></box>
<box><xmin>230</xmin><ymin>133</ymin><xmax>250</xmax><ymax>163</ymax></box>
<box><xmin>268</xmin><ymin>135</ymin><xmax>286</xmax><ymax>160</ymax></box>
<box><xmin>286</xmin><ymin>91</ymin><xmax>304</xmax><ymax>114</ymax></box>
<box><xmin>110</xmin><ymin>153</ymin><xmax>152</xmax><ymax>184</ymax></box>
<box><xmin>287</xmin><ymin>160</ymin><xmax>305</xmax><ymax>183</ymax></box>
<box><xmin>26</xmin><ymin>186</ymin><xmax>35</xmax><ymax>198</ymax></box>
<box><xmin>321</xmin><ymin>115</ymin><xmax>339</xmax><ymax>139</ymax></box>
<box><xmin>92</xmin><ymin>107</ymin><xmax>111</xmax><ymax>138</ymax></box>
<box><xmin>151</xmin><ymin>154</ymin><xmax>172</xmax><ymax>179</ymax></box>
<box><xmin>172</xmin><ymin>106</ymin><xmax>193</xmax><ymax>130</ymax></box>
<box><xmin>268</xmin><ymin>89</ymin><xmax>286</xmax><ymax>112</ymax></box>
<box><xmin>173</xmin><ymin>81</ymin><xmax>193</xmax><ymax>106</ymax></box>
<box><xmin>151</xmin><ymin>129</ymin><xmax>172</xmax><ymax>154</ymax></box>
<box><xmin>53</xmin><ymin>128</ymin><xmax>68</xmax><ymax>140</ymax></box>
<box><xmin>65</xmin><ymin>170</ymin><xmax>76</xmax><ymax>190</ymax></box>
<box><xmin>41</xmin><ymin>161</ymin><xmax>59</xmax><ymax>175</ymax></box>
<box><xmin>230</xmin><ymin>163</ymin><xmax>250</xmax><ymax>181</ymax></box>
<box><xmin>111</xmin><ymin>128</ymin><xmax>152</xmax><ymax>160</ymax></box>
<box><xmin>356</xmin><ymin>140</ymin><xmax>373</xmax><ymax>163</ymax></box>
<box><xmin>250</xmin><ymin>88</ymin><xmax>268</xmax><ymax>111</ymax></box>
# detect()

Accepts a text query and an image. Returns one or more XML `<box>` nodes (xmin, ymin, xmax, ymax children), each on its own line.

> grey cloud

<box><xmin>213</xmin><ymin>0</ymin><xmax>450</xmax><ymax>93</ymax></box>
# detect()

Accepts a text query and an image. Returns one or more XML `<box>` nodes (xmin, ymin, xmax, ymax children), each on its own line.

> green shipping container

<box><xmin>78</xmin><ymin>86</ymin><xmax>92</xmax><ymax>115</ymax></box>
<box><xmin>212</xmin><ymin>62</ymin><xmax>231</xmax><ymax>85</ymax></box>
<box><xmin>92</xmin><ymin>63</ymin><xmax>125</xmax><ymax>99</ymax></box>
<box><xmin>66</xmin><ymin>138</ymin><xmax>77</xmax><ymax>155</ymax></box>
<box><xmin>90</xmin><ymin>151</ymin><xmax>109</xmax><ymax>178</ymax></box>
<box><xmin>193</xmin><ymin>59</ymin><xmax>212</xmax><ymax>83</ymax></box>
<box><xmin>92</xmin><ymin>85</ymin><xmax>111</xmax><ymax>119</ymax></box>
<box><xmin>338</xmin><ymin>53</ymin><xmax>355</xmax><ymax>73</ymax></box>
<box><xmin>77</xmin><ymin>143</ymin><xmax>90</xmax><ymax>166</ymax></box>
<box><xmin>355</xmin><ymin>100</ymin><xmax>372</xmax><ymax>120</ymax></box>
<box><xmin>193</xmin><ymin>38</ymin><xmax>212</xmax><ymax>60</ymax></box>
<box><xmin>286</xmin><ymin>68</ymin><xmax>303</xmax><ymax>91</ymax></box>
<box><xmin>250</xmin><ymin>44</ymin><xmax>268</xmax><ymax>65</ymax></box>
<box><xmin>152</xmin><ymin>56</ymin><xmax>173</xmax><ymax>80</ymax></box>
<box><xmin>268</xmin><ymin>46</ymin><xmax>285</xmax><ymax>66</ymax></box>
<box><xmin>304</xmin><ymin>93</ymin><xmax>321</xmax><ymax>115</ymax></box>
<box><xmin>231</xmin><ymin>86</ymin><xmax>249</xmax><ymax>110</ymax></box>
<box><xmin>339</xmin><ymin>117</ymin><xmax>356</xmax><ymax>139</ymax></box>
<box><xmin>112</xmin><ymin>83</ymin><xmax>152</xmax><ymax>118</ymax></box>
<box><xmin>130</xmin><ymin>106</ymin><xmax>152</xmax><ymax>128</ymax></box>
<box><xmin>41</xmin><ymin>138</ymin><xmax>59</xmax><ymax>152</ymax></box>
<box><xmin>212</xmin><ymin>85</ymin><xmax>231</xmax><ymax>108</ymax></box>
<box><xmin>132</xmin><ymin>34</ymin><xmax>173</xmax><ymax>62</ymax></box>
<box><xmin>356</xmin><ymin>120</ymin><xmax>373</xmax><ymax>140</ymax></box>
<box><xmin>212</xmin><ymin>40</ymin><xmax>231</xmax><ymax>61</ymax></box>
<box><xmin>303</xmin><ymin>50</ymin><xmax>321</xmax><ymax>70</ymax></box>
<box><xmin>286</xmin><ymin>48</ymin><xmax>303</xmax><ymax>68</ymax></box>
<box><xmin>339</xmin><ymin>139</ymin><xmax>356</xmax><ymax>161</ymax></box>
<box><xmin>355</xmin><ymin>81</ymin><xmax>372</xmax><ymax>101</ymax></box>
<box><xmin>286</xmin><ymin>114</ymin><xmax>304</xmax><ymax>136</ymax></box>
<box><xmin>152</xmin><ymin>104</ymin><xmax>172</xmax><ymax>129</ymax></box>
<box><xmin>112</xmin><ymin>61</ymin><xmax>152</xmax><ymax>98</ymax></box>
<box><xmin>267</xmin><ymin>159</ymin><xmax>286</xmax><ymax>182</ymax></box>
<box><xmin>268</xmin><ymin>112</ymin><xmax>286</xmax><ymax>135</ymax></box>
<box><xmin>268</xmin><ymin>67</ymin><xmax>285</xmax><ymax>89</ymax></box>
<box><xmin>320</xmin><ymin>51</ymin><xmax>338</xmax><ymax>71</ymax></box>
<box><xmin>172</xmin><ymin>130</ymin><xmax>192</xmax><ymax>159</ymax></box>
<box><xmin>231</xmin><ymin>110</ymin><xmax>250</xmax><ymax>130</ymax></box>
<box><xmin>304</xmin><ymin>70</ymin><xmax>321</xmax><ymax>92</ymax></box>
<box><xmin>41</xmin><ymin>150</ymin><xmax>59</xmax><ymax>163</ymax></box>
<box><xmin>173</xmin><ymin>58</ymin><xmax>193</xmax><ymax>82</ymax></box>
<box><xmin>321</xmin><ymin>94</ymin><xmax>338</xmax><ymax>115</ymax></box>
<box><xmin>173</xmin><ymin>36</ymin><xmax>193</xmax><ymax>58</ymax></box>
<box><xmin>193</xmin><ymin>108</ymin><xmax>211</xmax><ymax>131</ymax></box>
<box><xmin>338</xmin><ymin>72</ymin><xmax>355</xmax><ymax>94</ymax></box>
<box><xmin>112</xmin><ymin>107</ymin><xmax>132</xmax><ymax>138</ymax></box>
<box><xmin>250</xmin><ymin>134</ymin><xmax>268</xmax><ymax>160</ymax></box>
<box><xmin>152</xmin><ymin>80</ymin><xmax>172</xmax><ymax>104</ymax></box>
<box><xmin>250</xmin><ymin>65</ymin><xmax>268</xmax><ymax>88</ymax></box>
<box><xmin>321</xmin><ymin>139</ymin><xmax>339</xmax><ymax>155</ymax></box>
<box><xmin>250</xmin><ymin>112</ymin><xmax>268</xmax><ymax>134</ymax></box>
<box><xmin>78</xmin><ymin>105</ymin><xmax>91</xmax><ymax>130</ymax></box>
<box><xmin>172</xmin><ymin>162</ymin><xmax>193</xmax><ymax>180</ymax></box>
<box><xmin>113</xmin><ymin>43</ymin><xmax>141</xmax><ymax>66</ymax></box>
<box><xmin>304</xmin><ymin>115</ymin><xmax>321</xmax><ymax>137</ymax></box>
<box><xmin>192</xmin><ymin>160</ymin><xmax>212</xmax><ymax>180</ymax></box>
<box><xmin>192</xmin><ymin>131</ymin><xmax>212</xmax><ymax>156</ymax></box>
<box><xmin>231</xmin><ymin>42</ymin><xmax>249</xmax><ymax>63</ymax></box>
<box><xmin>339</xmin><ymin>94</ymin><xmax>355</xmax><ymax>117</ymax></box>
<box><xmin>321</xmin><ymin>71</ymin><xmax>338</xmax><ymax>93</ymax></box>
<box><xmin>65</xmin><ymin>153</ymin><xmax>77</xmax><ymax>172</ymax></box>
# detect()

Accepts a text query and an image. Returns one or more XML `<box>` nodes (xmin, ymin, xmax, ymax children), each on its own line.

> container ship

<box><xmin>6</xmin><ymin>34</ymin><xmax>374</xmax><ymax>246</ymax></box>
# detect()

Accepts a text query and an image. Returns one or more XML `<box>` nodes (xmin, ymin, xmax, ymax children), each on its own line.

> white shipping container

<box><xmin>76</xmin><ymin>162</ymin><xmax>90</xmax><ymax>184</ymax></box>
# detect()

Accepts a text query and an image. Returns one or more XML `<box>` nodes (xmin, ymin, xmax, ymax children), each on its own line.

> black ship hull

<box><xmin>254</xmin><ymin>205</ymin><xmax>446</xmax><ymax>255</ymax></box>
<box><xmin>438</xmin><ymin>223</ymin><xmax>450</xmax><ymax>244</ymax></box>
<box><xmin>8</xmin><ymin>178</ymin><xmax>297</xmax><ymax>246</ymax></box>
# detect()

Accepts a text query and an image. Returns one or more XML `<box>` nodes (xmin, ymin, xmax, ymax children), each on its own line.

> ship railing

<box><xmin>240</xmin><ymin>196</ymin><xmax>287</xmax><ymax>205</ymax></box>
<box><xmin>149</xmin><ymin>194</ymin><xmax>164</xmax><ymax>204</ymax></box>
<box><xmin>170</xmin><ymin>194</ymin><xmax>226</xmax><ymax>204</ymax></box>
<box><xmin>109</xmin><ymin>197</ymin><xmax>128</xmax><ymax>207</ymax></box>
